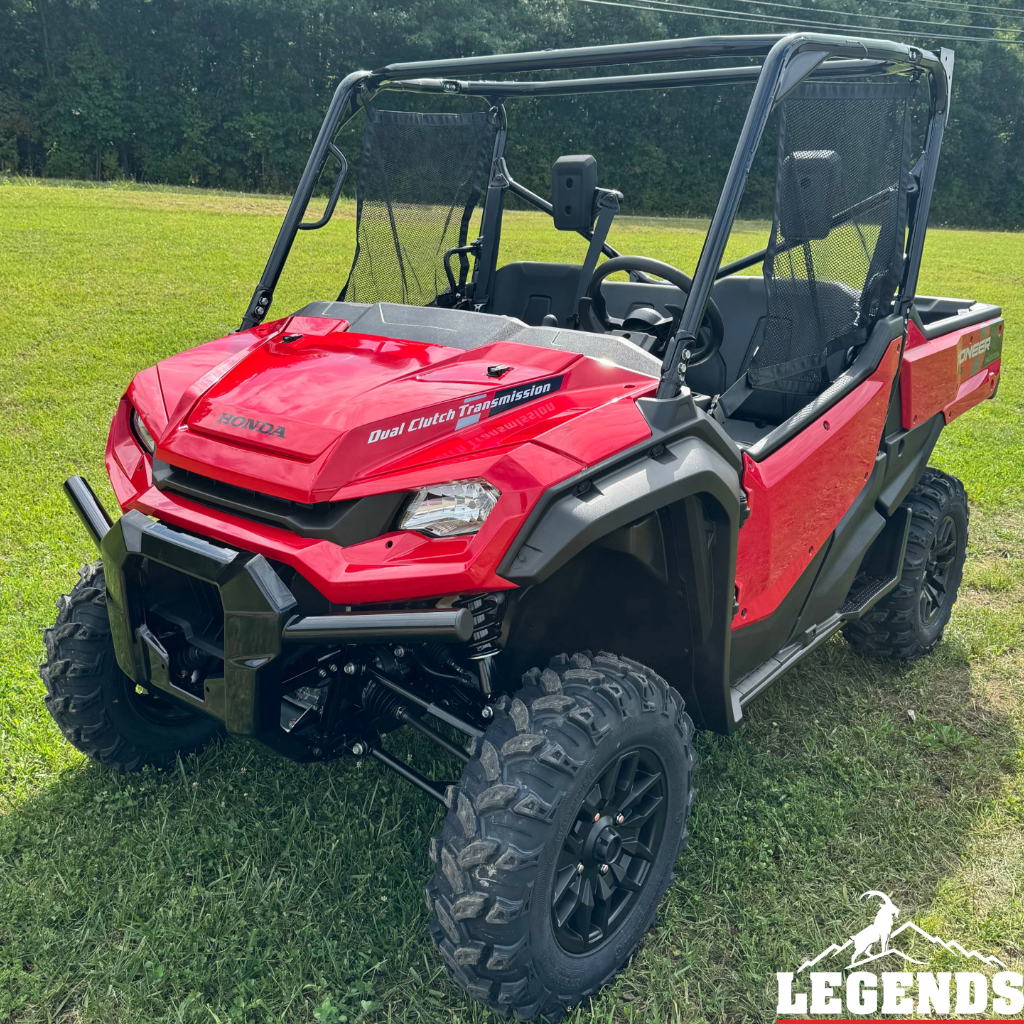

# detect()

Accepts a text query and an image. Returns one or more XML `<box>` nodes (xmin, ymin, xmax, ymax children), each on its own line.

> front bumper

<box><xmin>101</xmin><ymin>506</ymin><xmax>298</xmax><ymax>740</ymax></box>
<box><xmin>66</xmin><ymin>476</ymin><xmax>474</xmax><ymax>751</ymax></box>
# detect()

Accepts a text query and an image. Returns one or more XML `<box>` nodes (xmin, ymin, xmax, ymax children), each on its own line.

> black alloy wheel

<box><xmin>552</xmin><ymin>747</ymin><xmax>668</xmax><ymax>954</ymax></box>
<box><xmin>921</xmin><ymin>514</ymin><xmax>958</xmax><ymax>626</ymax></box>
<box><xmin>426</xmin><ymin>651</ymin><xmax>696</xmax><ymax>1022</ymax></box>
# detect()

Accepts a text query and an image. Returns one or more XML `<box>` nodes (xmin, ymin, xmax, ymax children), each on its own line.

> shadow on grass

<box><xmin>0</xmin><ymin>637</ymin><xmax>1020</xmax><ymax>1024</ymax></box>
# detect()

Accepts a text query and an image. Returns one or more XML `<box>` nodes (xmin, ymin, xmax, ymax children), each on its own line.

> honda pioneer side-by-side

<box><xmin>44</xmin><ymin>31</ymin><xmax>1003</xmax><ymax>1021</ymax></box>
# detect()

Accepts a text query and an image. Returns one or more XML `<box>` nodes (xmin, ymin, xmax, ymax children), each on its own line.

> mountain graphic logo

<box><xmin>797</xmin><ymin>891</ymin><xmax>1008</xmax><ymax>973</ymax></box>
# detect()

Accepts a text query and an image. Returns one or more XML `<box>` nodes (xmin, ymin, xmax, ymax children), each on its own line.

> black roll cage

<box><xmin>241</xmin><ymin>32</ymin><xmax>950</xmax><ymax>402</ymax></box>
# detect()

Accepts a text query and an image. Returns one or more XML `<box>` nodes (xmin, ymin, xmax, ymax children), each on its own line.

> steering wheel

<box><xmin>584</xmin><ymin>255</ymin><xmax>725</xmax><ymax>367</ymax></box>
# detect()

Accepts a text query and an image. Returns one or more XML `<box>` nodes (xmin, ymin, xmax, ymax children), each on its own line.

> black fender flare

<box><xmin>500</xmin><ymin>436</ymin><xmax>741</xmax><ymax>586</ymax></box>
<box><xmin>499</xmin><ymin>432</ymin><xmax>743</xmax><ymax>733</ymax></box>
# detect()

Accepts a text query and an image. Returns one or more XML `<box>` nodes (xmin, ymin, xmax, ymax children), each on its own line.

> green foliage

<box><xmin>2</xmin><ymin>0</ymin><xmax>1024</xmax><ymax>224</ymax></box>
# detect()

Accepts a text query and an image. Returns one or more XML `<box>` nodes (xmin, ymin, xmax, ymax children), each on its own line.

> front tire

<box><xmin>844</xmin><ymin>467</ymin><xmax>969</xmax><ymax>661</ymax></box>
<box><xmin>426</xmin><ymin>652</ymin><xmax>696</xmax><ymax>1021</ymax></box>
<box><xmin>40</xmin><ymin>562</ymin><xmax>223</xmax><ymax>771</ymax></box>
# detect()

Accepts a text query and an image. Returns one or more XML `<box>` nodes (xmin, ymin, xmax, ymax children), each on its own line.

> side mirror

<box><xmin>778</xmin><ymin>149</ymin><xmax>842</xmax><ymax>243</ymax></box>
<box><xmin>552</xmin><ymin>154</ymin><xmax>598</xmax><ymax>232</ymax></box>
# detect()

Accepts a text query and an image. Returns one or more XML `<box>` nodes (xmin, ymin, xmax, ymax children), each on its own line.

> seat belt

<box><xmin>571</xmin><ymin>188</ymin><xmax>621</xmax><ymax>327</ymax></box>
<box><xmin>711</xmin><ymin>323</ymin><xmax>870</xmax><ymax>425</ymax></box>
<box><xmin>710</xmin><ymin>373</ymin><xmax>754</xmax><ymax>425</ymax></box>
<box><xmin>708</xmin><ymin>315</ymin><xmax>763</xmax><ymax>424</ymax></box>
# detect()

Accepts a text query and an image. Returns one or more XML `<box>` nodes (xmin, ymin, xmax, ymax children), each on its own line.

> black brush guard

<box><xmin>65</xmin><ymin>477</ymin><xmax>474</xmax><ymax>761</ymax></box>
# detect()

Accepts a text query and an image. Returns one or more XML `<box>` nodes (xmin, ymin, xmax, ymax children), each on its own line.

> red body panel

<box><xmin>109</xmin><ymin>316</ymin><xmax>655</xmax><ymax>603</ymax></box>
<box><xmin>110</xmin><ymin>302</ymin><xmax>1000</xmax><ymax>624</ymax></box>
<box><xmin>901</xmin><ymin>317</ymin><xmax>1002</xmax><ymax>429</ymax></box>
<box><xmin>134</xmin><ymin>315</ymin><xmax>654</xmax><ymax>504</ymax></box>
<box><xmin>732</xmin><ymin>338</ymin><xmax>902</xmax><ymax>629</ymax></box>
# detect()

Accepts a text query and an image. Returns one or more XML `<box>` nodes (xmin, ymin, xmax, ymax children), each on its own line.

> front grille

<box><xmin>137</xmin><ymin>558</ymin><xmax>225</xmax><ymax>700</ymax></box>
<box><xmin>152</xmin><ymin>459</ymin><xmax>406</xmax><ymax>546</ymax></box>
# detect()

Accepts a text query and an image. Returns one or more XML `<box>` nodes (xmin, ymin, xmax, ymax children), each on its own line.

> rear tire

<box><xmin>844</xmin><ymin>467</ymin><xmax>968</xmax><ymax>661</ymax></box>
<box><xmin>426</xmin><ymin>651</ymin><xmax>696</xmax><ymax>1022</ymax></box>
<box><xmin>40</xmin><ymin>562</ymin><xmax>223</xmax><ymax>771</ymax></box>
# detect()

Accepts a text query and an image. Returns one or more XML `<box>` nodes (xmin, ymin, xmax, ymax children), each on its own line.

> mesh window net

<box><xmin>340</xmin><ymin>107</ymin><xmax>497</xmax><ymax>306</ymax></box>
<box><xmin>748</xmin><ymin>80</ymin><xmax>916</xmax><ymax>395</ymax></box>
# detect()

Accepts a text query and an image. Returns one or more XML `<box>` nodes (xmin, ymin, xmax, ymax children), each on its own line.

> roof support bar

<box><xmin>381</xmin><ymin>59</ymin><xmax>884</xmax><ymax>99</ymax></box>
<box><xmin>240</xmin><ymin>69</ymin><xmax>372</xmax><ymax>330</ymax></box>
<box><xmin>371</xmin><ymin>34</ymin><xmax>783</xmax><ymax>82</ymax></box>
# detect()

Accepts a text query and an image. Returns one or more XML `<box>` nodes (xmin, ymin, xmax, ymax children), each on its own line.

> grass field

<box><xmin>0</xmin><ymin>179</ymin><xmax>1022</xmax><ymax>1024</ymax></box>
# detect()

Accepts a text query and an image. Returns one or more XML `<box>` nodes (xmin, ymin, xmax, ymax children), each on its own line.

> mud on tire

<box><xmin>40</xmin><ymin>562</ymin><xmax>223</xmax><ymax>772</ymax></box>
<box><xmin>425</xmin><ymin>651</ymin><xmax>696</xmax><ymax>1021</ymax></box>
<box><xmin>844</xmin><ymin>467</ymin><xmax>969</xmax><ymax>661</ymax></box>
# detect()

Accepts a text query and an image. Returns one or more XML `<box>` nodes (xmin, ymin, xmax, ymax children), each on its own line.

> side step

<box><xmin>730</xmin><ymin>506</ymin><xmax>912</xmax><ymax>721</ymax></box>
<box><xmin>730</xmin><ymin>614</ymin><xmax>842</xmax><ymax>721</ymax></box>
<box><xmin>839</xmin><ymin>506</ymin><xmax>912</xmax><ymax>620</ymax></box>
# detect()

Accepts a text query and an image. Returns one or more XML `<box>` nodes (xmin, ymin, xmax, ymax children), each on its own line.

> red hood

<box><xmin>132</xmin><ymin>315</ymin><xmax>655</xmax><ymax>502</ymax></box>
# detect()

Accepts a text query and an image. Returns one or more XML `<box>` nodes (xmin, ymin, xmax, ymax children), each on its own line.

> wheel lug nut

<box><xmin>599</xmin><ymin>863</ymin><xmax>610</xmax><ymax>875</ymax></box>
<box><xmin>577</xmin><ymin>862</ymin><xmax>584</xmax><ymax>874</ymax></box>
<box><xmin>615</xmin><ymin>813</ymin><xmax>625</xmax><ymax>825</ymax></box>
<box><xmin>343</xmin><ymin>662</ymin><xmax>357</xmax><ymax>675</ymax></box>
<box><xmin>351</xmin><ymin>742</ymin><xmax>365</xmax><ymax>756</ymax></box>
<box><xmin>481</xmin><ymin>706</ymin><xmax>494</xmax><ymax>720</ymax></box>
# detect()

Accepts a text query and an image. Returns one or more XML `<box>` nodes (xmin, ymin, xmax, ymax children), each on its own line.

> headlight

<box><xmin>131</xmin><ymin>408</ymin><xmax>156</xmax><ymax>454</ymax></box>
<box><xmin>397</xmin><ymin>479</ymin><xmax>500</xmax><ymax>537</ymax></box>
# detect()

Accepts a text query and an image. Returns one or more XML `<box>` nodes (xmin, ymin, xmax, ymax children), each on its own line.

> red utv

<box><xmin>44</xmin><ymin>31</ymin><xmax>1002</xmax><ymax>1021</ymax></box>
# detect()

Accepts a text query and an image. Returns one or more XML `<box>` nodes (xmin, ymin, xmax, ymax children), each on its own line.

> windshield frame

<box><xmin>241</xmin><ymin>32</ymin><xmax>949</xmax><ymax>400</ymax></box>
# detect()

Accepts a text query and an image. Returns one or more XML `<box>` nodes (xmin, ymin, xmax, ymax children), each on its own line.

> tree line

<box><xmin>2</xmin><ymin>0</ymin><xmax>1024</xmax><ymax>228</ymax></box>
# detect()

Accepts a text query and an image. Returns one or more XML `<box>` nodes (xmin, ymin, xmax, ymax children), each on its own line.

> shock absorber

<box><xmin>454</xmin><ymin>593</ymin><xmax>506</xmax><ymax>694</ymax></box>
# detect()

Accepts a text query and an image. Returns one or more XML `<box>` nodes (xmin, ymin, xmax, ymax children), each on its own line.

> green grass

<box><xmin>1</xmin><ymin>180</ymin><xmax>1022</xmax><ymax>1023</ymax></box>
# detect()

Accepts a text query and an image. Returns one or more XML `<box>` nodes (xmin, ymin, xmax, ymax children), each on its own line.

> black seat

<box><xmin>601</xmin><ymin>275</ymin><xmax>768</xmax><ymax>400</ymax></box>
<box><xmin>487</xmin><ymin>262</ymin><xmax>582</xmax><ymax>326</ymax></box>
<box><xmin>487</xmin><ymin>263</ymin><xmax>786</xmax><ymax>434</ymax></box>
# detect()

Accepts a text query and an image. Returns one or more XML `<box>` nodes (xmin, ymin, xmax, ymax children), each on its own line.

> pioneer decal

<box><xmin>366</xmin><ymin>375</ymin><xmax>565</xmax><ymax>444</ymax></box>
<box><xmin>216</xmin><ymin>411</ymin><xmax>286</xmax><ymax>438</ymax></box>
<box><xmin>957</xmin><ymin>336</ymin><xmax>990</xmax><ymax>366</ymax></box>
<box><xmin>957</xmin><ymin>321</ymin><xmax>1003</xmax><ymax>381</ymax></box>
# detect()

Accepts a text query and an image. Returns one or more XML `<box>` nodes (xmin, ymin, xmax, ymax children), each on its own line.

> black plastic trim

<box><xmin>499</xmin><ymin>396</ymin><xmax>741</xmax><ymax>585</ymax></box>
<box><xmin>840</xmin><ymin>505</ymin><xmax>912</xmax><ymax>619</ymax></box>
<box><xmin>282</xmin><ymin>608</ymin><xmax>473</xmax><ymax>644</ymax></box>
<box><xmin>877</xmin><ymin>413</ymin><xmax>944</xmax><ymax>516</ymax></box>
<box><xmin>504</xmin><ymin>437</ymin><xmax>739</xmax><ymax>588</ymax></box>
<box><xmin>910</xmin><ymin>298</ymin><xmax>1001</xmax><ymax>341</ymax></box>
<box><xmin>152</xmin><ymin>459</ymin><xmax>406</xmax><ymax>547</ymax></box>
<box><xmin>100</xmin><ymin>510</ymin><xmax>299</xmax><ymax>746</ymax></box>
<box><xmin>498</xmin><ymin>399</ymin><xmax>741</xmax><ymax>734</ymax></box>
